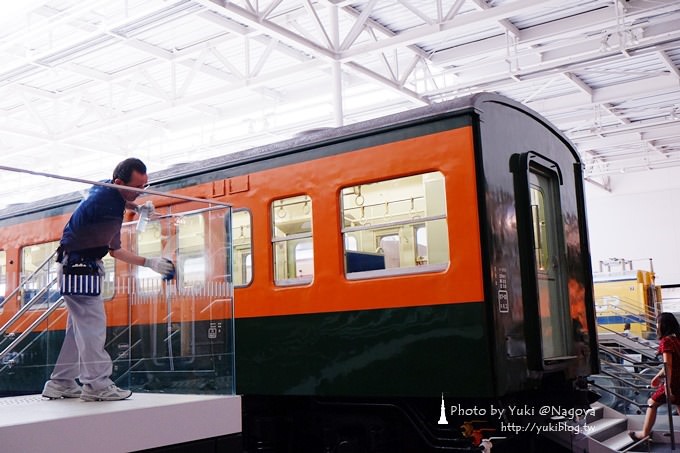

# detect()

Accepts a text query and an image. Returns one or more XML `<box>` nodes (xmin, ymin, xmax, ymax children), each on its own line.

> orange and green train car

<box><xmin>0</xmin><ymin>94</ymin><xmax>597</xmax><ymax>452</ymax></box>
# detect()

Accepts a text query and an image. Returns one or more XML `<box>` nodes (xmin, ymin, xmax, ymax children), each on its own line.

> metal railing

<box><xmin>594</xmin><ymin>300</ymin><xmax>662</xmax><ymax>417</ymax></box>
<box><xmin>0</xmin><ymin>249</ymin><xmax>57</xmax><ymax>312</ymax></box>
<box><xmin>0</xmin><ymin>249</ymin><xmax>62</xmax><ymax>362</ymax></box>
<box><xmin>595</xmin><ymin>294</ymin><xmax>657</xmax><ymax>333</ymax></box>
<box><xmin>0</xmin><ymin>297</ymin><xmax>65</xmax><ymax>367</ymax></box>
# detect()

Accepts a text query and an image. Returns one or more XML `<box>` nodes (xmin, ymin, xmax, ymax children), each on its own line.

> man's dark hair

<box><xmin>112</xmin><ymin>158</ymin><xmax>147</xmax><ymax>183</ymax></box>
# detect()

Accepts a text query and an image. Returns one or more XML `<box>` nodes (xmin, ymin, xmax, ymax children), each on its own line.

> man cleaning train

<box><xmin>42</xmin><ymin>158</ymin><xmax>174</xmax><ymax>401</ymax></box>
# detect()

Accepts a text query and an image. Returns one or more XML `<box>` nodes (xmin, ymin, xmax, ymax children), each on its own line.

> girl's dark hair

<box><xmin>112</xmin><ymin>158</ymin><xmax>146</xmax><ymax>183</ymax></box>
<box><xmin>657</xmin><ymin>312</ymin><xmax>680</xmax><ymax>338</ymax></box>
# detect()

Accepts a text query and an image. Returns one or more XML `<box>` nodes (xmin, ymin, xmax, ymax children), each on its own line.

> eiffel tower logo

<box><xmin>438</xmin><ymin>393</ymin><xmax>448</xmax><ymax>425</ymax></box>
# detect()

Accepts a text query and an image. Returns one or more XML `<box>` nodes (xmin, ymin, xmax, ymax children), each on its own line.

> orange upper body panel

<box><xmin>0</xmin><ymin>125</ymin><xmax>483</xmax><ymax>327</ymax></box>
<box><xmin>230</xmin><ymin>126</ymin><xmax>483</xmax><ymax>318</ymax></box>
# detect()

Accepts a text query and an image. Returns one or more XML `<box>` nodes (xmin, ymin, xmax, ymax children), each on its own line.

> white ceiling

<box><xmin>0</xmin><ymin>0</ymin><xmax>679</xmax><ymax>208</ymax></box>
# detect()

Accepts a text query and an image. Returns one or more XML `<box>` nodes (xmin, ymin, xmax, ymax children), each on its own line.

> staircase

<box><xmin>0</xmin><ymin>249</ymin><xmax>65</xmax><ymax>374</ymax></box>
<box><xmin>547</xmin><ymin>296</ymin><xmax>680</xmax><ymax>451</ymax></box>
<box><xmin>544</xmin><ymin>401</ymin><xmax>680</xmax><ymax>452</ymax></box>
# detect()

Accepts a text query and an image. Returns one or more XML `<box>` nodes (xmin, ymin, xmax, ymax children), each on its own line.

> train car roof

<box><xmin>0</xmin><ymin>92</ymin><xmax>575</xmax><ymax>222</ymax></box>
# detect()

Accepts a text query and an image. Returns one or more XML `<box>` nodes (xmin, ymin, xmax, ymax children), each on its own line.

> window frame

<box><xmin>176</xmin><ymin>212</ymin><xmax>207</xmax><ymax>288</ymax></box>
<box><xmin>271</xmin><ymin>195</ymin><xmax>314</xmax><ymax>287</ymax></box>
<box><xmin>232</xmin><ymin>208</ymin><xmax>254</xmax><ymax>288</ymax></box>
<box><xmin>0</xmin><ymin>249</ymin><xmax>6</xmax><ymax>304</ymax></box>
<box><xmin>20</xmin><ymin>240</ymin><xmax>61</xmax><ymax>309</ymax></box>
<box><xmin>340</xmin><ymin>172</ymin><xmax>450</xmax><ymax>281</ymax></box>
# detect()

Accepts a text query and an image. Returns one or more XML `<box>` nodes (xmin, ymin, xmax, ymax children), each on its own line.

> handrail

<box><xmin>599</xmin><ymin>344</ymin><xmax>660</xmax><ymax>364</ymax></box>
<box><xmin>0</xmin><ymin>305</ymin><xmax>68</xmax><ymax>374</ymax></box>
<box><xmin>588</xmin><ymin>380</ymin><xmax>649</xmax><ymax>410</ymax></box>
<box><xmin>596</xmin><ymin>301</ymin><xmax>658</xmax><ymax>338</ymax></box>
<box><xmin>0</xmin><ymin>277</ymin><xmax>57</xmax><ymax>336</ymax></box>
<box><xmin>595</xmin><ymin>293</ymin><xmax>655</xmax><ymax>315</ymax></box>
<box><xmin>0</xmin><ymin>249</ymin><xmax>57</xmax><ymax>311</ymax></box>
<box><xmin>596</xmin><ymin>293</ymin><xmax>656</xmax><ymax>316</ymax></box>
<box><xmin>596</xmin><ymin>299</ymin><xmax>656</xmax><ymax>325</ymax></box>
<box><xmin>0</xmin><ymin>296</ymin><xmax>64</xmax><ymax>359</ymax></box>
<box><xmin>662</xmin><ymin>357</ymin><xmax>677</xmax><ymax>450</ymax></box>
<box><xmin>598</xmin><ymin>324</ymin><xmax>658</xmax><ymax>349</ymax></box>
<box><xmin>598</xmin><ymin>368</ymin><xmax>654</xmax><ymax>390</ymax></box>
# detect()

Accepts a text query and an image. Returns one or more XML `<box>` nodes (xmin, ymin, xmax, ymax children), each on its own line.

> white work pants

<box><xmin>50</xmin><ymin>263</ymin><xmax>114</xmax><ymax>391</ymax></box>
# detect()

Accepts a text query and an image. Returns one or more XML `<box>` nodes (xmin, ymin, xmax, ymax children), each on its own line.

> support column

<box><xmin>330</xmin><ymin>5</ymin><xmax>343</xmax><ymax>127</ymax></box>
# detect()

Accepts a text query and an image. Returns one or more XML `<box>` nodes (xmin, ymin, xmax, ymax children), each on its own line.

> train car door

<box><xmin>529</xmin><ymin>170</ymin><xmax>571</xmax><ymax>362</ymax></box>
<box><xmin>513</xmin><ymin>152</ymin><xmax>574</xmax><ymax>370</ymax></box>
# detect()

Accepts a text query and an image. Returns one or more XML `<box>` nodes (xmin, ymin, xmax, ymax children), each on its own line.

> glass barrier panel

<box><xmin>0</xmin><ymin>204</ymin><xmax>234</xmax><ymax>397</ymax></box>
<box><xmin>115</xmin><ymin>205</ymin><xmax>234</xmax><ymax>394</ymax></box>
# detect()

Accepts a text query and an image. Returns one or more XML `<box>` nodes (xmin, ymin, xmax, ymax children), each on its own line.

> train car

<box><xmin>0</xmin><ymin>93</ymin><xmax>597</xmax><ymax>452</ymax></box>
<box><xmin>594</xmin><ymin>266</ymin><xmax>661</xmax><ymax>339</ymax></box>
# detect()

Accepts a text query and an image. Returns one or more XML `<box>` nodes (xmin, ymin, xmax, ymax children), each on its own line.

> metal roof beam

<box><xmin>600</xmin><ymin>103</ymin><xmax>631</xmax><ymax>126</ymax></box>
<box><xmin>658</xmin><ymin>50</ymin><xmax>680</xmax><ymax>80</ymax></box>
<box><xmin>51</xmin><ymin>58</ymin><xmax>327</xmax><ymax>141</ymax></box>
<box><xmin>340</xmin><ymin>0</ymin><xmax>379</xmax><ymax>51</ymax></box>
<box><xmin>195</xmin><ymin>0</ymin><xmax>428</xmax><ymax>106</ymax></box>
<box><xmin>429</xmin><ymin>0</ymin><xmax>680</xmax><ymax>64</ymax></box>
<box><xmin>341</xmin><ymin>0</ymin><xmax>574</xmax><ymax>60</ymax></box>
<box><xmin>469</xmin><ymin>0</ymin><xmax>521</xmax><ymax>38</ymax></box>
<box><xmin>527</xmin><ymin>74</ymin><xmax>680</xmax><ymax>113</ymax></box>
<box><xmin>562</xmin><ymin>72</ymin><xmax>592</xmax><ymax>99</ymax></box>
<box><xmin>570</xmin><ymin>122</ymin><xmax>680</xmax><ymax>150</ymax></box>
<box><xmin>194</xmin><ymin>0</ymin><xmax>335</xmax><ymax>59</ymax></box>
<box><xmin>344</xmin><ymin>62</ymin><xmax>428</xmax><ymax>106</ymax></box>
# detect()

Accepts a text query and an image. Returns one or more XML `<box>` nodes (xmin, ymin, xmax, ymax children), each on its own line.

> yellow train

<box><xmin>594</xmin><ymin>260</ymin><xmax>661</xmax><ymax>339</ymax></box>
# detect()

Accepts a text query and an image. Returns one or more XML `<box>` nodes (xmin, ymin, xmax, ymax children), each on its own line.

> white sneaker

<box><xmin>80</xmin><ymin>384</ymin><xmax>132</xmax><ymax>402</ymax></box>
<box><xmin>42</xmin><ymin>380</ymin><xmax>82</xmax><ymax>399</ymax></box>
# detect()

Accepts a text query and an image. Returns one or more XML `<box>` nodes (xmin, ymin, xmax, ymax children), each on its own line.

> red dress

<box><xmin>651</xmin><ymin>335</ymin><xmax>680</xmax><ymax>403</ymax></box>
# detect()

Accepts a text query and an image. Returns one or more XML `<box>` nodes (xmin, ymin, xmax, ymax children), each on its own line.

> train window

<box><xmin>272</xmin><ymin>195</ymin><xmax>313</xmax><ymax>285</ymax></box>
<box><xmin>341</xmin><ymin>172</ymin><xmax>449</xmax><ymax>279</ymax></box>
<box><xmin>21</xmin><ymin>241</ymin><xmax>60</xmax><ymax>307</ymax></box>
<box><xmin>232</xmin><ymin>210</ymin><xmax>252</xmax><ymax>287</ymax></box>
<box><xmin>0</xmin><ymin>250</ymin><xmax>6</xmax><ymax>302</ymax></box>
<box><xmin>177</xmin><ymin>214</ymin><xmax>206</xmax><ymax>287</ymax></box>
<box><xmin>136</xmin><ymin>221</ymin><xmax>162</xmax><ymax>291</ymax></box>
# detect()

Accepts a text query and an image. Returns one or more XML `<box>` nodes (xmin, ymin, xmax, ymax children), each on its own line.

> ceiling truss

<box><xmin>0</xmin><ymin>0</ymin><xmax>678</xmax><ymax>205</ymax></box>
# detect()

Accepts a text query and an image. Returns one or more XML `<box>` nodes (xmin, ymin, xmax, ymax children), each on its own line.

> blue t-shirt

<box><xmin>60</xmin><ymin>182</ymin><xmax>126</xmax><ymax>258</ymax></box>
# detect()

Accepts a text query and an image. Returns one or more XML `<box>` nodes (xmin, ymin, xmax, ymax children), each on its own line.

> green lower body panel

<box><xmin>0</xmin><ymin>320</ymin><xmax>233</xmax><ymax>396</ymax></box>
<box><xmin>235</xmin><ymin>302</ymin><xmax>494</xmax><ymax>398</ymax></box>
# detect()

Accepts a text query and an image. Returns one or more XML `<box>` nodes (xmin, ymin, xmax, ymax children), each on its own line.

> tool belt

<box><xmin>58</xmin><ymin>249</ymin><xmax>102</xmax><ymax>296</ymax></box>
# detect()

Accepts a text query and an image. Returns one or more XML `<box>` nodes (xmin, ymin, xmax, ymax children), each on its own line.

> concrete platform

<box><xmin>0</xmin><ymin>393</ymin><xmax>241</xmax><ymax>453</ymax></box>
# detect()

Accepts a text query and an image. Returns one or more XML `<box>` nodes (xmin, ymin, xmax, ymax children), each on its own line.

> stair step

<box><xmin>585</xmin><ymin>405</ymin><xmax>605</xmax><ymax>424</ymax></box>
<box><xmin>587</xmin><ymin>417</ymin><xmax>627</xmax><ymax>442</ymax></box>
<box><xmin>600</xmin><ymin>430</ymin><xmax>635</xmax><ymax>451</ymax></box>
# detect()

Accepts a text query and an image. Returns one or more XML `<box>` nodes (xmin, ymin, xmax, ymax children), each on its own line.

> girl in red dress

<box><xmin>631</xmin><ymin>312</ymin><xmax>680</xmax><ymax>441</ymax></box>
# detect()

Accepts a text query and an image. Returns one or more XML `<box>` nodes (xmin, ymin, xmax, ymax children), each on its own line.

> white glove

<box><xmin>144</xmin><ymin>257</ymin><xmax>174</xmax><ymax>276</ymax></box>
